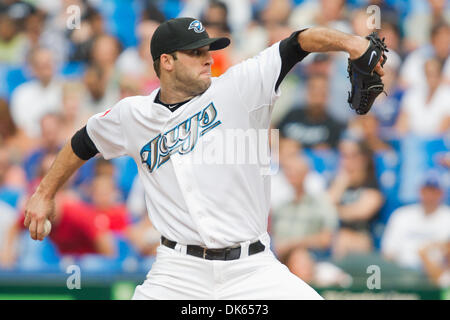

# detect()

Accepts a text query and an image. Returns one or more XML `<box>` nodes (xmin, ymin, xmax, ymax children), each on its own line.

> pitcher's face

<box><xmin>173</xmin><ymin>46</ymin><xmax>214</xmax><ymax>96</ymax></box>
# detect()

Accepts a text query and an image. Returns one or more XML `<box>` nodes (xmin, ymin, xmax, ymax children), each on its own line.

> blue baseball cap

<box><xmin>421</xmin><ymin>170</ymin><xmax>443</xmax><ymax>189</ymax></box>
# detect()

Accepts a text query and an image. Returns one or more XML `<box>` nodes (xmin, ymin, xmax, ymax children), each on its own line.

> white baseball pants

<box><xmin>132</xmin><ymin>233</ymin><xmax>323</xmax><ymax>300</ymax></box>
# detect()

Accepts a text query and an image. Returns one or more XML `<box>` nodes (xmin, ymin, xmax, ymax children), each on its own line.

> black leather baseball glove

<box><xmin>347</xmin><ymin>32</ymin><xmax>388</xmax><ymax>115</ymax></box>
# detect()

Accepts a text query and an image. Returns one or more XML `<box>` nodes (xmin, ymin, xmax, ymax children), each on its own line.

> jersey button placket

<box><xmin>171</xmin><ymin>153</ymin><xmax>211</xmax><ymax>244</ymax></box>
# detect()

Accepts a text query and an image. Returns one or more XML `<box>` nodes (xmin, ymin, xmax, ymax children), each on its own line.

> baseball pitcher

<box><xmin>24</xmin><ymin>17</ymin><xmax>387</xmax><ymax>299</ymax></box>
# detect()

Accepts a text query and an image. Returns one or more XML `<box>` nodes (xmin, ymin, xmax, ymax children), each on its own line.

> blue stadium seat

<box><xmin>71</xmin><ymin>156</ymin><xmax>137</xmax><ymax>201</ymax></box>
<box><xmin>16</xmin><ymin>233</ymin><xmax>60</xmax><ymax>272</ymax></box>
<box><xmin>77</xmin><ymin>254</ymin><xmax>122</xmax><ymax>273</ymax></box>
<box><xmin>302</xmin><ymin>148</ymin><xmax>339</xmax><ymax>183</ymax></box>
<box><xmin>0</xmin><ymin>64</ymin><xmax>8</xmax><ymax>99</ymax></box>
<box><xmin>424</xmin><ymin>138</ymin><xmax>448</xmax><ymax>167</ymax></box>
<box><xmin>159</xmin><ymin>0</ymin><xmax>184</xmax><ymax>20</ymax></box>
<box><xmin>59</xmin><ymin>61</ymin><xmax>86</xmax><ymax>79</ymax></box>
<box><xmin>40</xmin><ymin>238</ymin><xmax>61</xmax><ymax>267</ymax></box>
<box><xmin>397</xmin><ymin>135</ymin><xmax>448</xmax><ymax>204</ymax></box>
<box><xmin>397</xmin><ymin>136</ymin><xmax>428</xmax><ymax>204</ymax></box>
<box><xmin>5</xmin><ymin>66</ymin><xmax>28</xmax><ymax>98</ymax></box>
<box><xmin>112</xmin><ymin>156</ymin><xmax>138</xmax><ymax>200</ymax></box>
<box><xmin>115</xmin><ymin>234</ymin><xmax>139</xmax><ymax>261</ymax></box>
<box><xmin>374</xmin><ymin>149</ymin><xmax>402</xmax><ymax>223</ymax></box>
<box><xmin>97</xmin><ymin>0</ymin><xmax>139</xmax><ymax>48</ymax></box>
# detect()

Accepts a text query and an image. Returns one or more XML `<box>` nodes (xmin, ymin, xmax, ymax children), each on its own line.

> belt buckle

<box><xmin>203</xmin><ymin>247</ymin><xmax>207</xmax><ymax>259</ymax></box>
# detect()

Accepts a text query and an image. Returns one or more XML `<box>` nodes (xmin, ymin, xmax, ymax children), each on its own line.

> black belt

<box><xmin>161</xmin><ymin>236</ymin><xmax>265</xmax><ymax>261</ymax></box>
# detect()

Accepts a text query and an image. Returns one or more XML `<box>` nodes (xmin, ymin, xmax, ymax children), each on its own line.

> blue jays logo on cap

<box><xmin>188</xmin><ymin>20</ymin><xmax>205</xmax><ymax>33</ymax></box>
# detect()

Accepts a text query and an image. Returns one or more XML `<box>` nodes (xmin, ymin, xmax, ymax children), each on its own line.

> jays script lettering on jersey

<box><xmin>86</xmin><ymin>41</ymin><xmax>283</xmax><ymax>249</ymax></box>
<box><xmin>140</xmin><ymin>103</ymin><xmax>221</xmax><ymax>173</ymax></box>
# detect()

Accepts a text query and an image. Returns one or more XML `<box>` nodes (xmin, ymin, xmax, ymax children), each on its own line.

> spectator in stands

<box><xmin>0</xmin><ymin>98</ymin><xmax>35</xmax><ymax>159</ymax></box>
<box><xmin>23</xmin><ymin>113</ymin><xmax>63</xmax><ymax>182</ymax></box>
<box><xmin>116</xmin><ymin>20</ymin><xmax>156</xmax><ymax>78</ymax></box>
<box><xmin>348</xmin><ymin>115</ymin><xmax>392</xmax><ymax>153</ymax></box>
<box><xmin>0</xmin><ymin>153</ymin><xmax>116</xmax><ymax>269</ymax></box>
<box><xmin>438</xmin><ymin>152</ymin><xmax>450</xmax><ymax>169</ymax></box>
<box><xmin>350</xmin><ymin>8</ymin><xmax>373</xmax><ymax>38</ymax></box>
<box><xmin>94</xmin><ymin>157</ymin><xmax>115</xmax><ymax>177</ymax></box>
<box><xmin>350</xmin><ymin>7</ymin><xmax>401</xmax><ymax>53</ymax></box>
<box><xmin>201</xmin><ymin>0</ymin><xmax>230</xmax><ymax>32</ymax></box>
<box><xmin>366</xmin><ymin>0</ymin><xmax>400</xmax><ymax>26</ymax></box>
<box><xmin>118</xmin><ymin>74</ymin><xmax>142</xmax><ymax>99</ymax></box>
<box><xmin>0</xmin><ymin>195</ymin><xmax>117</xmax><ymax>269</ymax></box>
<box><xmin>271</xmin><ymin>136</ymin><xmax>328</xmax><ymax>211</ymax></box>
<box><xmin>272</xmin><ymin>153</ymin><xmax>338</xmax><ymax>263</ymax></box>
<box><xmin>370</xmin><ymin>50</ymin><xmax>404</xmax><ymax>140</ymax></box>
<box><xmin>202</xmin><ymin>1</ymin><xmax>234</xmax><ymax>77</ymax></box>
<box><xmin>125</xmin><ymin>216</ymin><xmax>160</xmax><ymax>256</ymax></box>
<box><xmin>382</xmin><ymin>171</ymin><xmax>450</xmax><ymax>270</ymax></box>
<box><xmin>179</xmin><ymin>0</ymin><xmax>251</xmax><ymax>37</ymax></box>
<box><xmin>286</xmin><ymin>246</ymin><xmax>352</xmax><ymax>287</ymax></box>
<box><xmin>29</xmin><ymin>0</ymin><xmax>78</xmax><ymax>69</ymax></box>
<box><xmin>126</xmin><ymin>177</ymin><xmax>161</xmax><ymax>256</ymax></box>
<box><xmin>0</xmin><ymin>143</ymin><xmax>25</xmax><ymax>209</ymax></box>
<box><xmin>141</xmin><ymin>1</ymin><xmax>166</xmax><ymax>23</ymax></box>
<box><xmin>403</xmin><ymin>0</ymin><xmax>450</xmax><ymax>51</ymax></box>
<box><xmin>89</xmin><ymin>34</ymin><xmax>121</xmax><ymax>82</ymax></box>
<box><xmin>86</xmin><ymin>174</ymin><xmax>129</xmax><ymax>234</ymax></box>
<box><xmin>68</xmin><ymin>5</ymin><xmax>105</xmax><ymax>63</ymax></box>
<box><xmin>288</xmin><ymin>0</ymin><xmax>354</xmax><ymax>124</ymax></box>
<box><xmin>82</xmin><ymin>34</ymin><xmax>121</xmax><ymax>113</ymax></box>
<box><xmin>0</xmin><ymin>3</ymin><xmax>28</xmax><ymax>65</ymax></box>
<box><xmin>21</xmin><ymin>4</ymin><xmax>45</xmax><ymax>55</ymax></box>
<box><xmin>328</xmin><ymin>137</ymin><xmax>384</xmax><ymax>259</ymax></box>
<box><xmin>10</xmin><ymin>47</ymin><xmax>62</xmax><ymax>138</ymax></box>
<box><xmin>278</xmin><ymin>73</ymin><xmax>345</xmax><ymax>150</ymax></box>
<box><xmin>419</xmin><ymin>240</ymin><xmax>450</xmax><ymax>287</ymax></box>
<box><xmin>396</xmin><ymin>57</ymin><xmax>450</xmax><ymax>137</ymax></box>
<box><xmin>0</xmin><ymin>198</ymin><xmax>16</xmax><ymax>257</ymax></box>
<box><xmin>305</xmin><ymin>52</ymin><xmax>332</xmax><ymax>78</ymax></box>
<box><xmin>258</xmin><ymin>0</ymin><xmax>291</xmax><ymax>28</ymax></box>
<box><xmin>60</xmin><ymin>81</ymin><xmax>91</xmax><ymax>142</ymax></box>
<box><xmin>82</xmin><ymin>63</ymin><xmax>119</xmax><ymax>113</ymax></box>
<box><xmin>399</xmin><ymin>21</ymin><xmax>450</xmax><ymax>89</ymax></box>
<box><xmin>75</xmin><ymin>157</ymin><xmax>115</xmax><ymax>201</ymax></box>
<box><xmin>378</xmin><ymin>19</ymin><xmax>403</xmax><ymax>58</ymax></box>
<box><xmin>237</xmin><ymin>0</ymin><xmax>292</xmax><ymax>60</ymax></box>
<box><xmin>0</xmin><ymin>143</ymin><xmax>23</xmax><ymax>265</ymax></box>
<box><xmin>116</xmin><ymin>20</ymin><xmax>160</xmax><ymax>94</ymax></box>
<box><xmin>289</xmin><ymin>0</ymin><xmax>351</xmax><ymax>33</ymax></box>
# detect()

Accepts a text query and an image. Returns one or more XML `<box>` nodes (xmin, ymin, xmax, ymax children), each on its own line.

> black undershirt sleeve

<box><xmin>275</xmin><ymin>29</ymin><xmax>311</xmax><ymax>91</ymax></box>
<box><xmin>71</xmin><ymin>126</ymin><xmax>99</xmax><ymax>160</ymax></box>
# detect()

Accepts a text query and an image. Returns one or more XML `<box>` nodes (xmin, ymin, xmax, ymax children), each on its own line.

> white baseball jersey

<box><xmin>86</xmin><ymin>42</ymin><xmax>283</xmax><ymax>248</ymax></box>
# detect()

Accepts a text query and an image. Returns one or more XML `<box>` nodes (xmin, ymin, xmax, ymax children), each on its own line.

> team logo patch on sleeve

<box><xmin>188</xmin><ymin>20</ymin><xmax>205</xmax><ymax>33</ymax></box>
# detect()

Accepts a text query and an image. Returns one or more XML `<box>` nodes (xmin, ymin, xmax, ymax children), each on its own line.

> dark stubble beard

<box><xmin>173</xmin><ymin>67</ymin><xmax>211</xmax><ymax>97</ymax></box>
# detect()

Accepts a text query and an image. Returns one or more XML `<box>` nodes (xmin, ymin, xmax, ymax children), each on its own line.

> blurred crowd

<box><xmin>0</xmin><ymin>0</ymin><xmax>449</xmax><ymax>289</ymax></box>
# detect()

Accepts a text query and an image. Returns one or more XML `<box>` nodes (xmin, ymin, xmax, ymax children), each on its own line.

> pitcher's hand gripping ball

<box><xmin>347</xmin><ymin>32</ymin><xmax>388</xmax><ymax>115</ymax></box>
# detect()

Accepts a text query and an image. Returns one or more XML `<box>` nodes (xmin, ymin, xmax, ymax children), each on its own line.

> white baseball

<box><xmin>43</xmin><ymin>219</ymin><xmax>52</xmax><ymax>237</ymax></box>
